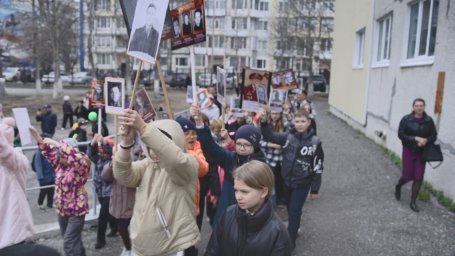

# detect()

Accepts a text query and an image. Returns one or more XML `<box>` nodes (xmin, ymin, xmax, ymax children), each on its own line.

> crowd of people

<box><xmin>0</xmin><ymin>86</ymin><xmax>326</xmax><ymax>256</ymax></box>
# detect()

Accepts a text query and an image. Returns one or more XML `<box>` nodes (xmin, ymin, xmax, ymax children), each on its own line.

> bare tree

<box><xmin>86</xmin><ymin>0</ymin><xmax>96</xmax><ymax>78</ymax></box>
<box><xmin>273</xmin><ymin>0</ymin><xmax>334</xmax><ymax>79</ymax></box>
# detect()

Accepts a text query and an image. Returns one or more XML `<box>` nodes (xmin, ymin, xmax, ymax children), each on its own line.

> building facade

<box><xmin>85</xmin><ymin>0</ymin><xmax>334</xmax><ymax>82</ymax></box>
<box><xmin>330</xmin><ymin>0</ymin><xmax>455</xmax><ymax>199</ymax></box>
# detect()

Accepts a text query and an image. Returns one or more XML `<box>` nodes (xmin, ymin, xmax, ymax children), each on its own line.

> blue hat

<box><xmin>234</xmin><ymin>125</ymin><xmax>261</xmax><ymax>150</ymax></box>
<box><xmin>176</xmin><ymin>116</ymin><xmax>196</xmax><ymax>132</ymax></box>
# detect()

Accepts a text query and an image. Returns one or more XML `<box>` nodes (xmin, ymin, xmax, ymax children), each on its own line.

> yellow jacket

<box><xmin>113</xmin><ymin>120</ymin><xmax>200</xmax><ymax>256</ymax></box>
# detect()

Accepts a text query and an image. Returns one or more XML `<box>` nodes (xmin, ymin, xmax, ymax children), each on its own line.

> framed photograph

<box><xmin>104</xmin><ymin>77</ymin><xmax>125</xmax><ymax>114</ymax></box>
<box><xmin>90</xmin><ymin>80</ymin><xmax>105</xmax><ymax>107</ymax></box>
<box><xmin>269</xmin><ymin>89</ymin><xmax>288</xmax><ymax>112</ymax></box>
<box><xmin>126</xmin><ymin>0</ymin><xmax>170</xmax><ymax>64</ymax></box>
<box><xmin>271</xmin><ymin>69</ymin><xmax>298</xmax><ymax>90</ymax></box>
<box><xmin>230</xmin><ymin>96</ymin><xmax>241</xmax><ymax>109</ymax></box>
<box><xmin>186</xmin><ymin>85</ymin><xmax>200</xmax><ymax>103</ymax></box>
<box><xmin>256</xmin><ymin>84</ymin><xmax>268</xmax><ymax>105</ymax></box>
<box><xmin>170</xmin><ymin>0</ymin><xmax>206</xmax><ymax>50</ymax></box>
<box><xmin>134</xmin><ymin>88</ymin><xmax>157</xmax><ymax>123</ymax></box>
<box><xmin>241</xmin><ymin>68</ymin><xmax>270</xmax><ymax>112</ymax></box>
<box><xmin>196</xmin><ymin>89</ymin><xmax>211</xmax><ymax>109</ymax></box>
<box><xmin>216</xmin><ymin>67</ymin><xmax>226</xmax><ymax>105</ymax></box>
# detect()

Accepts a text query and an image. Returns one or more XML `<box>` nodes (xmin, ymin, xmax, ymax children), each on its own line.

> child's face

<box><xmin>184</xmin><ymin>130</ymin><xmax>197</xmax><ymax>150</ymax></box>
<box><xmin>271</xmin><ymin>112</ymin><xmax>281</xmax><ymax>121</ymax></box>
<box><xmin>235</xmin><ymin>138</ymin><xmax>254</xmax><ymax>156</ymax></box>
<box><xmin>234</xmin><ymin>178</ymin><xmax>267</xmax><ymax>213</ymax></box>
<box><xmin>294</xmin><ymin>116</ymin><xmax>311</xmax><ymax>133</ymax></box>
<box><xmin>211</xmin><ymin>127</ymin><xmax>221</xmax><ymax>137</ymax></box>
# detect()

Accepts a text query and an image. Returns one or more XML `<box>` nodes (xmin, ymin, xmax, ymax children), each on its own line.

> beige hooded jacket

<box><xmin>113</xmin><ymin>120</ymin><xmax>200</xmax><ymax>256</ymax></box>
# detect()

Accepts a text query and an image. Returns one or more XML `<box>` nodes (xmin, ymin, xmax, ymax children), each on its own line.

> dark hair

<box><xmin>412</xmin><ymin>98</ymin><xmax>426</xmax><ymax>107</ymax></box>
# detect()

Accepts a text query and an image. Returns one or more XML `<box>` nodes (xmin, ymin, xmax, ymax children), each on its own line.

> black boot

<box><xmin>395</xmin><ymin>184</ymin><xmax>401</xmax><ymax>201</ymax></box>
<box><xmin>410</xmin><ymin>202</ymin><xmax>420</xmax><ymax>212</ymax></box>
<box><xmin>410</xmin><ymin>180</ymin><xmax>422</xmax><ymax>213</ymax></box>
<box><xmin>395</xmin><ymin>179</ymin><xmax>406</xmax><ymax>201</ymax></box>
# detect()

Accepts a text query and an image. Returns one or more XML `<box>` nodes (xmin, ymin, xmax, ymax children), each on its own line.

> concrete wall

<box><xmin>329</xmin><ymin>0</ymin><xmax>372</xmax><ymax>125</ymax></box>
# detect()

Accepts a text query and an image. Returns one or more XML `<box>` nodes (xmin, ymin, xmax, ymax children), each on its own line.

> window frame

<box><xmin>373</xmin><ymin>13</ymin><xmax>393</xmax><ymax>67</ymax></box>
<box><xmin>353</xmin><ymin>28</ymin><xmax>366</xmax><ymax>69</ymax></box>
<box><xmin>401</xmin><ymin>0</ymin><xmax>439</xmax><ymax>67</ymax></box>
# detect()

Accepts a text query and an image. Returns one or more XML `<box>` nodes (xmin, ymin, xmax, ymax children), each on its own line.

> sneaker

<box><xmin>120</xmin><ymin>248</ymin><xmax>131</xmax><ymax>256</ymax></box>
<box><xmin>38</xmin><ymin>204</ymin><xmax>46</xmax><ymax>210</ymax></box>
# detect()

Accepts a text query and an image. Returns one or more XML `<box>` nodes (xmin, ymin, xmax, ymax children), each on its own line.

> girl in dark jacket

<box><xmin>395</xmin><ymin>98</ymin><xmax>437</xmax><ymax>212</ymax></box>
<box><xmin>205</xmin><ymin>160</ymin><xmax>291</xmax><ymax>256</ymax></box>
<box><xmin>190</xmin><ymin>105</ymin><xmax>266</xmax><ymax>227</ymax></box>
<box><xmin>260</xmin><ymin>109</ymin><xmax>324</xmax><ymax>249</ymax></box>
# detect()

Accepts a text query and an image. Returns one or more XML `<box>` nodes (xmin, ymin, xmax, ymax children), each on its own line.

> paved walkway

<box><xmin>34</xmin><ymin>95</ymin><xmax>455</xmax><ymax>256</ymax></box>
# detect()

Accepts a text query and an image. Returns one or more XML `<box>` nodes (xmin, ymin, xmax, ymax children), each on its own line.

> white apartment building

<box><xmin>85</xmin><ymin>0</ymin><xmax>334</xmax><ymax>80</ymax></box>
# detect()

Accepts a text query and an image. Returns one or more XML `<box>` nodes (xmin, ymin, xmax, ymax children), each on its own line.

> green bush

<box><xmin>418</xmin><ymin>191</ymin><xmax>431</xmax><ymax>202</ymax></box>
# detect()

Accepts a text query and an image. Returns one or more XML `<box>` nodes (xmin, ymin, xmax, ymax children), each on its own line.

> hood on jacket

<box><xmin>141</xmin><ymin>119</ymin><xmax>186</xmax><ymax>160</ymax></box>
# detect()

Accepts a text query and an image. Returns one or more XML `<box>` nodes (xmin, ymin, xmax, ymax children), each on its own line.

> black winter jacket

<box><xmin>398</xmin><ymin>112</ymin><xmax>437</xmax><ymax>152</ymax></box>
<box><xmin>261</xmin><ymin>123</ymin><xmax>324</xmax><ymax>191</ymax></box>
<box><xmin>204</xmin><ymin>200</ymin><xmax>291</xmax><ymax>256</ymax></box>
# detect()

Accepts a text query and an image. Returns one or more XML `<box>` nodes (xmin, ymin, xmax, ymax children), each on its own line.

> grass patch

<box><xmin>421</xmin><ymin>181</ymin><xmax>455</xmax><ymax>213</ymax></box>
<box><xmin>382</xmin><ymin>148</ymin><xmax>402</xmax><ymax>168</ymax></box>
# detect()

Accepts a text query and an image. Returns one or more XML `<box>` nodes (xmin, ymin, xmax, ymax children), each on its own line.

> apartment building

<box><xmin>85</xmin><ymin>0</ymin><xmax>334</xmax><ymax>80</ymax></box>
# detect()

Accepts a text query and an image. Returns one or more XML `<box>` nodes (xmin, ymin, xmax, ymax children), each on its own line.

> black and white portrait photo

<box><xmin>216</xmin><ymin>67</ymin><xmax>226</xmax><ymax>104</ymax></box>
<box><xmin>197</xmin><ymin>89</ymin><xmax>211</xmax><ymax>109</ymax></box>
<box><xmin>182</xmin><ymin>12</ymin><xmax>192</xmax><ymax>35</ymax></box>
<box><xmin>256</xmin><ymin>85</ymin><xmax>267</xmax><ymax>105</ymax></box>
<box><xmin>127</xmin><ymin>0</ymin><xmax>169</xmax><ymax>63</ymax></box>
<box><xmin>186</xmin><ymin>85</ymin><xmax>200</xmax><ymax>103</ymax></box>
<box><xmin>173</xmin><ymin>18</ymin><xmax>181</xmax><ymax>38</ymax></box>
<box><xmin>104</xmin><ymin>78</ymin><xmax>125</xmax><ymax>114</ymax></box>
<box><xmin>193</xmin><ymin>8</ymin><xmax>204</xmax><ymax>32</ymax></box>
<box><xmin>134</xmin><ymin>88</ymin><xmax>156</xmax><ymax>122</ymax></box>
<box><xmin>269</xmin><ymin>88</ymin><xmax>288</xmax><ymax>112</ymax></box>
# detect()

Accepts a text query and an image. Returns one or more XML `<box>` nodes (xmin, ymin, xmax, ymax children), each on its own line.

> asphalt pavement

<box><xmin>16</xmin><ymin>90</ymin><xmax>455</xmax><ymax>256</ymax></box>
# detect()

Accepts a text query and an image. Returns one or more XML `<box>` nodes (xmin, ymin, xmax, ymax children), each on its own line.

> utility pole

<box><xmin>79</xmin><ymin>0</ymin><xmax>85</xmax><ymax>71</ymax></box>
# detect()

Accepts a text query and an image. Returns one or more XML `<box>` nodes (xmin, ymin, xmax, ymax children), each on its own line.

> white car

<box><xmin>42</xmin><ymin>72</ymin><xmax>71</xmax><ymax>85</ymax></box>
<box><xmin>2</xmin><ymin>67</ymin><xmax>20</xmax><ymax>82</ymax></box>
<box><xmin>70</xmin><ymin>71</ymin><xmax>93</xmax><ymax>85</ymax></box>
<box><xmin>197</xmin><ymin>73</ymin><xmax>217</xmax><ymax>87</ymax></box>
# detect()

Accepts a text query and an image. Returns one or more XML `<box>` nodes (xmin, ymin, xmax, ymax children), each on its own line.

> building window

<box><xmin>97</xmin><ymin>17</ymin><xmax>111</xmax><ymax>28</ymax></box>
<box><xmin>95</xmin><ymin>36</ymin><xmax>112</xmax><ymax>47</ymax></box>
<box><xmin>376</xmin><ymin>14</ymin><xmax>392</xmax><ymax>63</ymax></box>
<box><xmin>195</xmin><ymin>55</ymin><xmax>206</xmax><ymax>66</ymax></box>
<box><xmin>232</xmin><ymin>0</ymin><xmax>246</xmax><ymax>9</ymax></box>
<box><xmin>231</xmin><ymin>37</ymin><xmax>247</xmax><ymax>49</ymax></box>
<box><xmin>232</xmin><ymin>18</ymin><xmax>248</xmax><ymax>30</ymax></box>
<box><xmin>97</xmin><ymin>53</ymin><xmax>111</xmax><ymax>65</ymax></box>
<box><xmin>256</xmin><ymin>20</ymin><xmax>268</xmax><ymax>30</ymax></box>
<box><xmin>96</xmin><ymin>0</ymin><xmax>110</xmax><ymax>10</ymax></box>
<box><xmin>320</xmin><ymin>38</ymin><xmax>332</xmax><ymax>52</ymax></box>
<box><xmin>176</xmin><ymin>57</ymin><xmax>188</xmax><ymax>67</ymax></box>
<box><xmin>256</xmin><ymin>59</ymin><xmax>266</xmax><ymax>69</ymax></box>
<box><xmin>406</xmin><ymin>0</ymin><xmax>439</xmax><ymax>59</ymax></box>
<box><xmin>254</xmin><ymin>0</ymin><xmax>269</xmax><ymax>11</ymax></box>
<box><xmin>257</xmin><ymin>39</ymin><xmax>267</xmax><ymax>50</ymax></box>
<box><xmin>353</xmin><ymin>28</ymin><xmax>365</xmax><ymax>68</ymax></box>
<box><xmin>279</xmin><ymin>1</ymin><xmax>288</xmax><ymax>12</ymax></box>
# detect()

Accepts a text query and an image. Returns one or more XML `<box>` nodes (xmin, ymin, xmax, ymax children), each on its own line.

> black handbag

<box><xmin>422</xmin><ymin>144</ymin><xmax>443</xmax><ymax>168</ymax></box>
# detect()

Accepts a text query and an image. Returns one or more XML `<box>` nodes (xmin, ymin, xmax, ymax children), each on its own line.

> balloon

<box><xmin>88</xmin><ymin>111</ymin><xmax>98</xmax><ymax>122</ymax></box>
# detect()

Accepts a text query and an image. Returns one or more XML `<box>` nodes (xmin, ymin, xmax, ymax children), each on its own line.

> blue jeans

<box><xmin>284</xmin><ymin>183</ymin><xmax>311</xmax><ymax>244</ymax></box>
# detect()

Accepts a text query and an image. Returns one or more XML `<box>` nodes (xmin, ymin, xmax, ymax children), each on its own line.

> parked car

<box><xmin>197</xmin><ymin>73</ymin><xmax>217</xmax><ymax>87</ymax></box>
<box><xmin>226</xmin><ymin>73</ymin><xmax>237</xmax><ymax>88</ymax></box>
<box><xmin>311</xmin><ymin>75</ymin><xmax>327</xmax><ymax>92</ymax></box>
<box><xmin>41</xmin><ymin>71</ymin><xmax>71</xmax><ymax>85</ymax></box>
<box><xmin>2</xmin><ymin>67</ymin><xmax>20</xmax><ymax>82</ymax></box>
<box><xmin>167</xmin><ymin>74</ymin><xmax>187</xmax><ymax>88</ymax></box>
<box><xmin>70</xmin><ymin>71</ymin><xmax>93</xmax><ymax>85</ymax></box>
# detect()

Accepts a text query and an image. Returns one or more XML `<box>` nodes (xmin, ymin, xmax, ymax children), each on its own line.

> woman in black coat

<box><xmin>205</xmin><ymin>161</ymin><xmax>291</xmax><ymax>256</ymax></box>
<box><xmin>396</xmin><ymin>98</ymin><xmax>437</xmax><ymax>212</ymax></box>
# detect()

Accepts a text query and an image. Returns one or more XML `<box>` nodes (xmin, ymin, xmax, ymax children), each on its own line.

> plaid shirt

<box><xmin>260</xmin><ymin>140</ymin><xmax>283</xmax><ymax>167</ymax></box>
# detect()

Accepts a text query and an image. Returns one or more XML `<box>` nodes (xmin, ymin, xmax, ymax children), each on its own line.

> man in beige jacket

<box><xmin>113</xmin><ymin>108</ymin><xmax>200</xmax><ymax>256</ymax></box>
